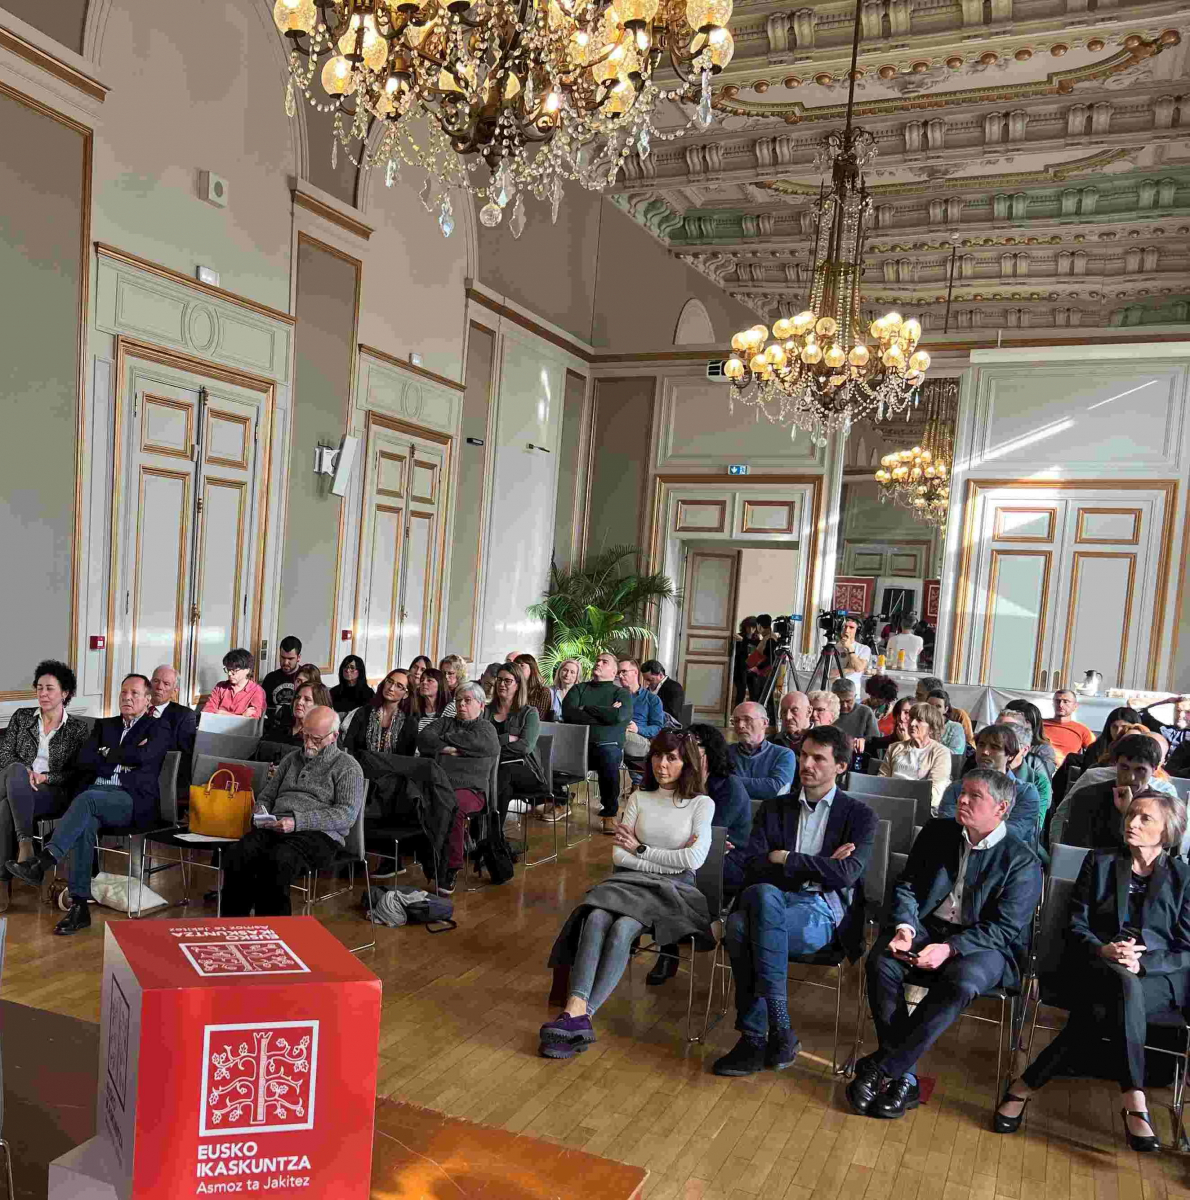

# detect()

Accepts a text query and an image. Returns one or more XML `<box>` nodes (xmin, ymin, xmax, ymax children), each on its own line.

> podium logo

<box><xmin>181</xmin><ymin>939</ymin><xmax>310</xmax><ymax>977</ymax></box>
<box><xmin>200</xmin><ymin>1021</ymin><xmax>319</xmax><ymax>1136</ymax></box>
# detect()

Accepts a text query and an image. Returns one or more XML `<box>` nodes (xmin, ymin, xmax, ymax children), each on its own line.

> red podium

<box><xmin>49</xmin><ymin>917</ymin><xmax>382</xmax><ymax>1200</ymax></box>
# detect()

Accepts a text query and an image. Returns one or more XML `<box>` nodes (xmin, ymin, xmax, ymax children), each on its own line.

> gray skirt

<box><xmin>548</xmin><ymin>868</ymin><xmax>713</xmax><ymax>968</ymax></box>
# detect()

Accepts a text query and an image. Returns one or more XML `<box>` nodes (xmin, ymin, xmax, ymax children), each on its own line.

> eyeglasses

<box><xmin>386</xmin><ymin>680</ymin><xmax>408</xmax><ymax>691</ymax></box>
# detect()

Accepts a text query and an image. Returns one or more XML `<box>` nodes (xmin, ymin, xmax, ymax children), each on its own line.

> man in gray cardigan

<box><xmin>221</xmin><ymin>706</ymin><xmax>364</xmax><ymax>916</ymax></box>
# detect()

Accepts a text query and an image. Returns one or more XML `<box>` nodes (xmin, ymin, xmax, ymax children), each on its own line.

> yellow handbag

<box><xmin>189</xmin><ymin>768</ymin><xmax>254</xmax><ymax>839</ymax></box>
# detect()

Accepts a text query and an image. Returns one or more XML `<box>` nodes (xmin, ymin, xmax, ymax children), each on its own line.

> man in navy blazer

<box><xmin>848</xmin><ymin>768</ymin><xmax>1043</xmax><ymax>1119</ymax></box>
<box><xmin>8</xmin><ymin>673</ymin><xmax>170</xmax><ymax>936</ymax></box>
<box><xmin>714</xmin><ymin>725</ymin><xmax>879</xmax><ymax>1078</ymax></box>
<box><xmin>148</xmin><ymin>664</ymin><xmax>197</xmax><ymax>787</ymax></box>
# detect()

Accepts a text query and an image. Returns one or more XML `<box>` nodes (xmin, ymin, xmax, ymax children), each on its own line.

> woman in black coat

<box><xmin>995</xmin><ymin>790</ymin><xmax>1190</xmax><ymax>1151</ymax></box>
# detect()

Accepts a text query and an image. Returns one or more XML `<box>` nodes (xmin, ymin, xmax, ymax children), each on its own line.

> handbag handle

<box><xmin>206</xmin><ymin>768</ymin><xmax>239</xmax><ymax>796</ymax></box>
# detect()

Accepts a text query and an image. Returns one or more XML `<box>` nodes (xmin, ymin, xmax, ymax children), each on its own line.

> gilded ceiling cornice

<box><xmin>760</xmin><ymin>147</ymin><xmax>1133</xmax><ymax>196</ymax></box>
<box><xmin>709</xmin><ymin>31</ymin><xmax>1181</xmax><ymax>122</ymax></box>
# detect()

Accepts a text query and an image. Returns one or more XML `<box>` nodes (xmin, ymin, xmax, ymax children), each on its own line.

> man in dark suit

<box><xmin>713</xmin><ymin>725</ymin><xmax>878</xmax><ymax>1077</ymax></box>
<box><xmin>8</xmin><ymin>673</ymin><xmax>170</xmax><ymax>936</ymax></box>
<box><xmin>641</xmin><ymin>661</ymin><xmax>685</xmax><ymax>724</ymax></box>
<box><xmin>148</xmin><ymin>664</ymin><xmax>197</xmax><ymax>784</ymax></box>
<box><xmin>847</xmin><ymin>768</ymin><xmax>1042</xmax><ymax>1118</ymax></box>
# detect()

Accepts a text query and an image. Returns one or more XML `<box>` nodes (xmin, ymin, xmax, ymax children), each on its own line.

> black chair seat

<box><xmin>102</xmin><ymin>821</ymin><xmax>175</xmax><ymax>839</ymax></box>
<box><xmin>790</xmin><ymin>944</ymin><xmax>848</xmax><ymax>969</ymax></box>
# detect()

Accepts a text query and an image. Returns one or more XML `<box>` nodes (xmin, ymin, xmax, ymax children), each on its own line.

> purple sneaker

<box><xmin>538</xmin><ymin>1013</ymin><xmax>597</xmax><ymax>1059</ymax></box>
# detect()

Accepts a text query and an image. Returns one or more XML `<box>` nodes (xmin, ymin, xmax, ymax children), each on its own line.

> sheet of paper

<box><xmin>174</xmin><ymin>832</ymin><xmax>238</xmax><ymax>843</ymax></box>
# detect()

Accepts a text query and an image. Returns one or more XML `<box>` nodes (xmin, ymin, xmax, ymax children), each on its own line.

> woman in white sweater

<box><xmin>541</xmin><ymin>729</ymin><xmax>714</xmax><ymax>1058</ymax></box>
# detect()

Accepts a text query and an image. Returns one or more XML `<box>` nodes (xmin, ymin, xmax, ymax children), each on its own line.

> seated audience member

<box><xmin>294</xmin><ymin>664</ymin><xmax>323</xmax><ymax>690</ymax></box>
<box><xmin>866</xmin><ymin>674</ymin><xmax>902</xmax><ymax>734</ymax></box>
<box><xmin>885</xmin><ymin>617</ymin><xmax>924</xmax><ymax>671</ymax></box>
<box><xmin>541</xmin><ymin>730</ymin><xmax>713</xmax><ymax>1059</ymax></box>
<box><xmin>715</xmin><ymin>727</ymin><xmax>878</xmax><ymax>1076</ymax></box>
<box><xmin>618</xmin><ymin>658</ymin><xmax>665</xmax><ymax>781</ymax></box>
<box><xmin>1003</xmin><ymin>699</ymin><xmax>1058</xmax><ymax>780</ymax></box>
<box><xmin>147</xmin><ymin>664</ymin><xmax>198</xmax><ymax>793</ymax></box>
<box><xmin>847</xmin><ymin>770</ymin><xmax>1043</xmax><ymax>1119</ymax></box>
<box><xmin>486</xmin><ymin>665</ymin><xmax>549</xmax><ymax>822</ymax></box>
<box><xmin>642</xmin><ymin>660</ymin><xmax>686</xmax><ymax>723</ymax></box>
<box><xmin>915</xmin><ymin>678</ymin><xmax>974</xmax><ymax>746</ymax></box>
<box><xmin>1063</xmin><ymin>726</ymin><xmax>1179</xmax><ymax>804</ymax></box>
<box><xmin>259</xmin><ymin>637</ymin><xmax>303</xmax><ymax>717</ymax></box>
<box><xmin>219</xmin><ymin>706</ymin><xmax>364</xmax><ymax>917</ymax></box>
<box><xmin>938</xmin><ymin>725</ymin><xmax>1042</xmax><ymax>843</ymax></box>
<box><xmin>514</xmin><ymin>654</ymin><xmax>556</xmax><ymax>723</ymax></box>
<box><xmin>808</xmin><ymin>690</ymin><xmax>841</xmax><ymax>728</ymax></box>
<box><xmin>837</xmin><ymin>618</ymin><xmax>872</xmax><ymax>679</ymax></box>
<box><xmin>562</xmin><ymin>653</ymin><xmax>633</xmax><ymax>834</ymax></box>
<box><xmin>341</xmin><ymin>669</ymin><xmax>414</xmax><ymax>759</ymax></box>
<box><xmin>868</xmin><ymin>698</ymin><xmax>913</xmax><ymax>759</ymax></box>
<box><xmin>330</xmin><ymin>654</ymin><xmax>374</xmax><ymax>715</ymax></box>
<box><xmin>505</xmin><ymin>650</ymin><xmax>524</xmax><ymax>663</ymax></box>
<box><xmin>926</xmin><ymin>690</ymin><xmax>968</xmax><ymax>755</ymax></box>
<box><xmin>1084</xmin><ymin>707</ymin><xmax>1143</xmax><ymax>768</ymax></box>
<box><xmin>1137</xmin><ymin>693</ymin><xmax>1190</xmax><ymax>758</ymax></box>
<box><xmin>880</xmin><ymin>702</ymin><xmax>952</xmax><ymax>813</ymax></box>
<box><xmin>477</xmin><ymin>662</ymin><xmax>502</xmax><ymax>700</ymax></box>
<box><xmin>204</xmin><ymin>648</ymin><xmax>267</xmax><ymax>718</ymax></box>
<box><xmin>8</xmin><ymin>674</ymin><xmax>170</xmax><ymax>934</ymax></box>
<box><xmin>770</xmin><ymin>692</ymin><xmax>812</xmax><ymax>754</ymax></box>
<box><xmin>439</xmin><ymin>655</ymin><xmax>469</xmax><ymax>698</ymax></box>
<box><xmin>995</xmin><ymin>792</ymin><xmax>1188</xmax><ymax>1150</ymax></box>
<box><xmin>730</xmin><ymin>703</ymin><xmax>796</xmax><ymax>800</ymax></box>
<box><xmin>995</xmin><ymin>710</ymin><xmax>1052</xmax><ymax>820</ymax></box>
<box><xmin>832</xmin><ymin>680</ymin><xmax>879</xmax><ymax>754</ymax></box>
<box><xmin>412</xmin><ymin>667</ymin><xmax>455</xmax><ymax>733</ymax></box>
<box><xmin>649</xmin><ymin>723</ymin><xmax>754</xmax><ymax>987</ymax></box>
<box><xmin>1050</xmin><ymin>733</ymin><xmax>1185</xmax><ymax>852</ymax></box>
<box><xmin>0</xmin><ymin>660</ymin><xmax>91</xmax><ymax>910</ymax></box>
<box><xmin>408</xmin><ymin>656</ymin><xmax>432</xmax><ymax>692</ymax></box>
<box><xmin>1043</xmin><ymin>689</ymin><xmax>1095</xmax><ymax>766</ymax></box>
<box><xmin>261</xmin><ymin>681</ymin><xmax>334</xmax><ymax>753</ymax></box>
<box><xmin>418</xmin><ymin>682</ymin><xmax>501</xmax><ymax>893</ymax></box>
<box><xmin>549</xmin><ymin>658</ymin><xmax>581</xmax><ymax>721</ymax></box>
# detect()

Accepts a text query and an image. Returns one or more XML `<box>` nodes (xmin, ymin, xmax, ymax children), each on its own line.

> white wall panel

<box><xmin>983</xmin><ymin>551</ymin><xmax>1049</xmax><ymax>689</ymax></box>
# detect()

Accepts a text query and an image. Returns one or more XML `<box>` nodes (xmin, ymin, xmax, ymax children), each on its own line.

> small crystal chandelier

<box><xmin>273</xmin><ymin>0</ymin><xmax>734</xmax><ymax>237</ymax></box>
<box><xmin>873</xmin><ymin>379</ymin><xmax>956</xmax><ymax>526</ymax></box>
<box><xmin>722</xmin><ymin>0</ymin><xmax>928</xmax><ymax>443</ymax></box>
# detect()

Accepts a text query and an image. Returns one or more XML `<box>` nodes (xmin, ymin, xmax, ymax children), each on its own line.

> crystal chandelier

<box><xmin>873</xmin><ymin>379</ymin><xmax>957</xmax><ymax>526</ymax></box>
<box><xmin>722</xmin><ymin>0</ymin><xmax>929</xmax><ymax>444</ymax></box>
<box><xmin>273</xmin><ymin>0</ymin><xmax>734</xmax><ymax>237</ymax></box>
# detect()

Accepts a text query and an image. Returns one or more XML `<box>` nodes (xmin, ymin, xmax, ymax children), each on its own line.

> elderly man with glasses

<box><xmin>730</xmin><ymin>703</ymin><xmax>796</xmax><ymax>800</ymax></box>
<box><xmin>219</xmin><ymin>705</ymin><xmax>364</xmax><ymax>917</ymax></box>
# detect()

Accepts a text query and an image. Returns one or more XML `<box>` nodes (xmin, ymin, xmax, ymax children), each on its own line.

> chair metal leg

<box><xmin>521</xmin><ymin>799</ymin><xmax>561</xmax><ymax>868</ymax></box>
<box><xmin>828</xmin><ymin>963</ymin><xmax>846</xmax><ymax>1076</ymax></box>
<box><xmin>0</xmin><ymin>1136</ymin><xmax>15</xmax><ymax>1200</ymax></box>
<box><xmin>347</xmin><ymin>861</ymin><xmax>376</xmax><ymax>954</ymax></box>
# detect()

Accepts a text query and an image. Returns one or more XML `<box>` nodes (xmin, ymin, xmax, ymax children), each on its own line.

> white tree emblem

<box><xmin>201</xmin><ymin>1022</ymin><xmax>318</xmax><ymax>1134</ymax></box>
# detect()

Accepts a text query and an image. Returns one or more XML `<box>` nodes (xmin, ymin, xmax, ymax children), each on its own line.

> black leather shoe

<box><xmin>646</xmin><ymin>948</ymin><xmax>680</xmax><ymax>986</ymax></box>
<box><xmin>845</xmin><ymin>1058</ymin><xmax>886</xmax><ymax>1116</ymax></box>
<box><xmin>1122</xmin><ymin>1108</ymin><xmax>1160</xmax><ymax>1152</ymax></box>
<box><xmin>765</xmin><ymin>1029</ymin><xmax>800</xmax><ymax>1071</ymax></box>
<box><xmin>993</xmin><ymin>1090</ymin><xmax>1031</xmax><ymax>1134</ymax></box>
<box><xmin>54</xmin><ymin>900</ymin><xmax>91</xmax><ymax>936</ymax></box>
<box><xmin>712</xmin><ymin>1035</ymin><xmax>767</xmax><ymax>1077</ymax></box>
<box><xmin>872</xmin><ymin>1075</ymin><xmax>921</xmax><ymax>1119</ymax></box>
<box><xmin>6</xmin><ymin>853</ymin><xmax>50</xmax><ymax>887</ymax></box>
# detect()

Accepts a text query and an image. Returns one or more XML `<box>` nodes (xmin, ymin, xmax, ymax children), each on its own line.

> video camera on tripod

<box><xmin>816</xmin><ymin>608</ymin><xmax>848</xmax><ymax>644</ymax></box>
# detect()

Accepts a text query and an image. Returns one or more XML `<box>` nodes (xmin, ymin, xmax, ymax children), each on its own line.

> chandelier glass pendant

<box><xmin>721</xmin><ymin>0</ymin><xmax>929</xmax><ymax>444</ymax></box>
<box><xmin>873</xmin><ymin>379</ymin><xmax>957</xmax><ymax>526</ymax></box>
<box><xmin>273</xmin><ymin>0</ymin><xmax>735</xmax><ymax>237</ymax></box>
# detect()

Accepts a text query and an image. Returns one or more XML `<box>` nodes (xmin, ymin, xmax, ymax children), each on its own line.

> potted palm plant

<box><xmin>527</xmin><ymin>545</ymin><xmax>679</xmax><ymax>677</ymax></box>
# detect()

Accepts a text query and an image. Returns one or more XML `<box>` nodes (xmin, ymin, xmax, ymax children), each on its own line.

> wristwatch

<box><xmin>635</xmin><ymin>843</ymin><xmax>648</xmax><ymax>855</ymax></box>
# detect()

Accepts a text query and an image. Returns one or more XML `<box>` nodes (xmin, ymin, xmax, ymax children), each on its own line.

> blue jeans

<box><xmin>589</xmin><ymin>742</ymin><xmax>624</xmax><ymax>817</ymax></box>
<box><xmin>725</xmin><ymin>884</ymin><xmax>836</xmax><ymax>1036</ymax></box>
<box><xmin>47</xmin><ymin>785</ymin><xmax>134</xmax><ymax>900</ymax></box>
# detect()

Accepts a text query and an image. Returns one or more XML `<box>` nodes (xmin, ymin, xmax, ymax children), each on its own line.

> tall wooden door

<box><xmin>356</xmin><ymin>419</ymin><xmax>448</xmax><ymax>675</ymax></box>
<box><xmin>957</xmin><ymin>483</ymin><xmax>1174</xmax><ymax>691</ymax></box>
<box><xmin>111</xmin><ymin>354</ymin><xmax>265</xmax><ymax>707</ymax></box>
<box><xmin>677</xmin><ymin>548</ymin><xmax>741</xmax><ymax>724</ymax></box>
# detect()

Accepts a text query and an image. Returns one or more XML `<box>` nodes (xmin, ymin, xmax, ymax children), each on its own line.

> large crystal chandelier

<box><xmin>722</xmin><ymin>0</ymin><xmax>928</xmax><ymax>444</ymax></box>
<box><xmin>873</xmin><ymin>379</ymin><xmax>957</xmax><ymax>526</ymax></box>
<box><xmin>273</xmin><ymin>0</ymin><xmax>734</xmax><ymax>237</ymax></box>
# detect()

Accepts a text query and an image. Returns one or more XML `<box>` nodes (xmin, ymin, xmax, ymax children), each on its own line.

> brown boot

<box><xmin>601</xmin><ymin>817</ymin><xmax>617</xmax><ymax>835</ymax></box>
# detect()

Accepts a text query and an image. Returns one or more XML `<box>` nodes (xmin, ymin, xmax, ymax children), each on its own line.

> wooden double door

<box><xmin>355</xmin><ymin>416</ymin><xmax>449</xmax><ymax>676</ymax></box>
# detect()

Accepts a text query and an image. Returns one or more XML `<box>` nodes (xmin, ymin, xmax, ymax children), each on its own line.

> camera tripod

<box><xmin>758</xmin><ymin>638</ymin><xmax>850</xmax><ymax>714</ymax></box>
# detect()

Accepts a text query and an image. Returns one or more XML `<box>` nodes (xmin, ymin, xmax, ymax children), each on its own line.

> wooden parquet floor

<box><xmin>5</xmin><ymin>799</ymin><xmax>1190</xmax><ymax>1200</ymax></box>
